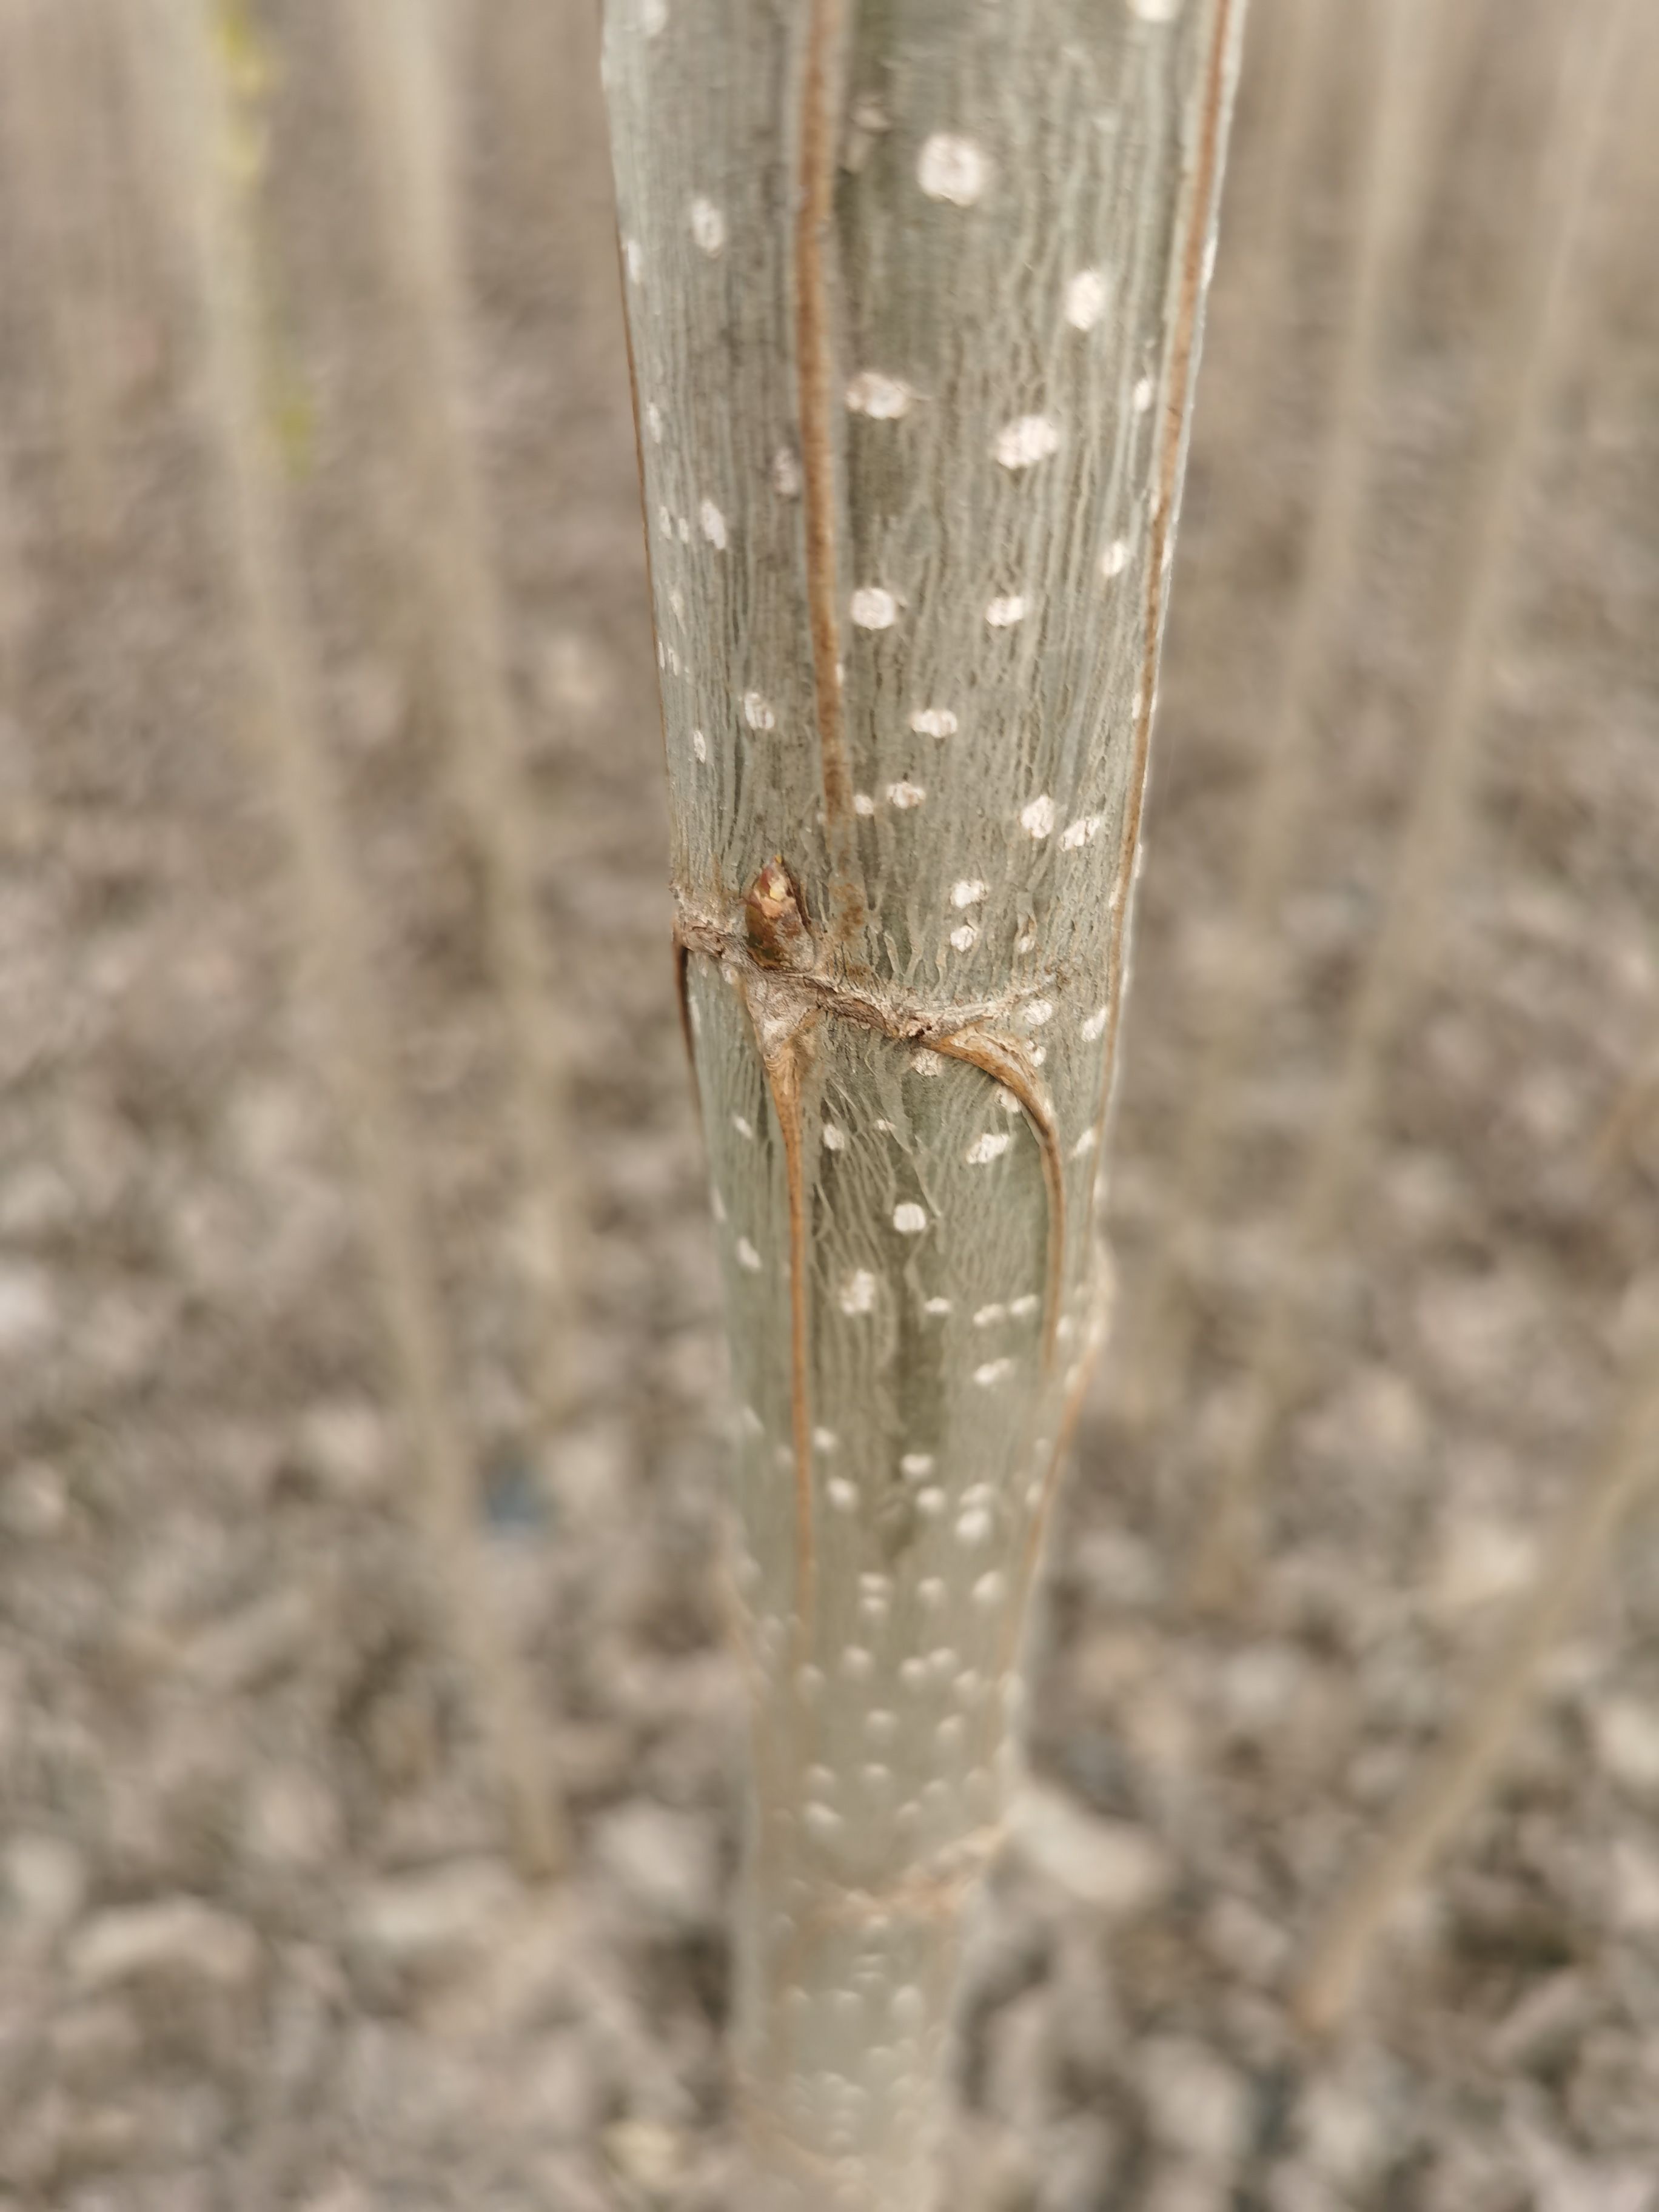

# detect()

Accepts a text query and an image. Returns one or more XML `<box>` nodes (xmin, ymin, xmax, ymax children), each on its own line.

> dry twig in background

<box><xmin>1</xmin><ymin>0</ymin><xmax>121</xmax><ymax>543</ymax></box>
<box><xmin>154</xmin><ymin>0</ymin><xmax>567</xmax><ymax>1880</ymax></box>
<box><xmin>1188</xmin><ymin>0</ymin><xmax>1634</xmax><ymax>1610</ymax></box>
<box><xmin>1296</xmin><ymin>1274</ymin><xmax>1659</xmax><ymax>2034</ymax></box>
<box><xmin>1126</xmin><ymin>0</ymin><xmax>1434</xmax><ymax>1440</ymax></box>
<box><xmin>340</xmin><ymin>0</ymin><xmax>585</xmax><ymax>1449</ymax></box>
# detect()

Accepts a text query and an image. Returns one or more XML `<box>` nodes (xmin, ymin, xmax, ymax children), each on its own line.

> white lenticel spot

<box><xmin>1070</xmin><ymin>1126</ymin><xmax>1098</xmax><ymax>1158</ymax></box>
<box><xmin>1065</xmin><ymin>267</ymin><xmax>1110</xmax><ymax>330</ymax></box>
<box><xmin>689</xmin><ymin>196</ymin><xmax>726</xmax><ymax>255</ymax></box>
<box><xmin>1061</xmin><ymin>815</ymin><xmax>1104</xmax><ymax>849</ymax></box>
<box><xmin>645</xmin><ymin>402</ymin><xmax>663</xmax><ymax>442</ymax></box>
<box><xmin>1133</xmin><ymin>374</ymin><xmax>1155</xmax><ymax>413</ymax></box>
<box><xmin>1021</xmin><ymin>794</ymin><xmax>1056</xmax><ymax>839</ymax></box>
<box><xmin>1102</xmin><ymin>536</ymin><xmax>1130</xmax><ymax>578</ymax></box>
<box><xmin>917</xmin><ymin>1487</ymin><xmax>945</xmax><ymax>1515</ymax></box>
<box><xmin>853</xmin><ymin>793</ymin><xmax>877</xmax><ymax>817</ymax></box>
<box><xmin>1130</xmin><ymin>0</ymin><xmax>1183</xmax><ymax>17</ymax></box>
<box><xmin>732</xmin><ymin>1114</ymin><xmax>754</xmax><ymax>1139</ymax></box>
<box><xmin>917</xmin><ymin>132</ymin><xmax>988</xmax><ymax>206</ymax></box>
<box><xmin>773</xmin><ymin>446</ymin><xmax>803</xmax><ymax>497</ymax></box>
<box><xmin>949</xmin><ymin>923</ymin><xmax>979</xmax><ymax>952</ymax></box>
<box><xmin>900</xmin><ymin>1657</ymin><xmax>930</xmax><ymax>1691</ymax></box>
<box><xmin>699</xmin><ymin>498</ymin><xmax>727</xmax><ymax>550</ymax></box>
<box><xmin>965</xmin><ymin>1131</ymin><xmax>1011</xmax><ymax>1165</ymax></box>
<box><xmin>900</xmin><ymin>1452</ymin><xmax>934</xmax><ymax>1478</ymax></box>
<box><xmin>625</xmin><ymin>236</ymin><xmax>643</xmax><ymax>283</ymax></box>
<box><xmin>742</xmin><ymin>691</ymin><xmax>776</xmax><ymax>731</ymax></box>
<box><xmin>910</xmin><ymin>707</ymin><xmax>958</xmax><ymax>737</ymax></box>
<box><xmin>993</xmin><ymin>415</ymin><xmax>1061</xmax><ymax>471</ymax></box>
<box><xmin>867</xmin><ymin>1710</ymin><xmax>899</xmax><ymax>1743</ymax></box>
<box><xmin>710</xmin><ymin>1188</ymin><xmax>725</xmax><ymax>1222</ymax></box>
<box><xmin>735</xmin><ymin>1237</ymin><xmax>762</xmax><ymax>1271</ymax></box>
<box><xmin>973</xmin><ymin>1570</ymin><xmax>1008</xmax><ymax>1609</ymax></box>
<box><xmin>973</xmin><ymin>1303</ymin><xmax>1006</xmax><ymax>1327</ymax></box>
<box><xmin>923</xmin><ymin>1296</ymin><xmax>952</xmax><ymax>1316</ymax></box>
<box><xmin>951</xmin><ymin>879</ymin><xmax>986</xmax><ymax>908</ymax></box>
<box><xmin>846</xmin><ymin>371</ymin><xmax>914</xmax><ymax>419</ymax></box>
<box><xmin>676</xmin><ymin>514</ymin><xmax>691</xmax><ymax>541</ymax></box>
<box><xmin>886</xmin><ymin>780</ymin><xmax>925</xmax><ymax>809</ymax></box>
<box><xmin>642</xmin><ymin>0</ymin><xmax>667</xmax><ymax>32</ymax></box>
<box><xmin>1082</xmin><ymin>1006</ymin><xmax>1108</xmax><ymax>1041</ymax></box>
<box><xmin>828</xmin><ymin>1478</ymin><xmax>859</xmax><ymax>1513</ymax></box>
<box><xmin>851</xmin><ymin>586</ymin><xmax>897</xmax><ymax>630</ymax></box>
<box><xmin>822</xmin><ymin>1124</ymin><xmax>847</xmax><ymax>1151</ymax></box>
<box><xmin>813</xmin><ymin>1428</ymin><xmax>837</xmax><ymax>1452</ymax></box>
<box><xmin>691</xmin><ymin>728</ymin><xmax>707</xmax><ymax>762</ymax></box>
<box><xmin>910</xmin><ymin>1050</ymin><xmax>943</xmax><ymax>1076</ymax></box>
<box><xmin>972</xmin><ymin>1360</ymin><xmax>1013</xmax><ymax>1389</ymax></box>
<box><xmin>839</xmin><ymin>1270</ymin><xmax>877</xmax><ymax>1316</ymax></box>
<box><xmin>1010</xmin><ymin>1293</ymin><xmax>1041</xmax><ymax>1319</ymax></box>
<box><xmin>997</xmin><ymin>1088</ymin><xmax>1021</xmax><ymax>1113</ymax></box>
<box><xmin>937</xmin><ymin>1715</ymin><xmax>966</xmax><ymax>1752</ymax></box>
<box><xmin>985</xmin><ymin>594</ymin><xmax>1027</xmax><ymax>628</ymax></box>
<box><xmin>893</xmin><ymin>1203</ymin><xmax>928</xmax><ymax>1235</ymax></box>
<box><xmin>1022</xmin><ymin>999</ymin><xmax>1054</xmax><ymax>1028</ymax></box>
<box><xmin>803</xmin><ymin>1802</ymin><xmax>843</xmax><ymax>1837</ymax></box>
<box><xmin>919</xmin><ymin>1577</ymin><xmax>946</xmax><ymax>1607</ymax></box>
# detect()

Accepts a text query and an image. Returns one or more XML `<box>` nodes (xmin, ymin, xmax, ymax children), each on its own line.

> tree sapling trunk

<box><xmin>604</xmin><ymin>1</ymin><xmax>1242</xmax><ymax>2200</ymax></box>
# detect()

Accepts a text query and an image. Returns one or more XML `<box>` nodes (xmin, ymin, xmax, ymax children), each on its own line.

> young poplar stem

<box><xmin>1295</xmin><ymin>1272</ymin><xmax>1659</xmax><ymax>2034</ymax></box>
<box><xmin>158</xmin><ymin>0</ymin><xmax>567</xmax><ymax>1879</ymax></box>
<box><xmin>339</xmin><ymin>0</ymin><xmax>585</xmax><ymax>1443</ymax></box>
<box><xmin>1126</xmin><ymin>0</ymin><xmax>1433</xmax><ymax>1435</ymax></box>
<box><xmin>604</xmin><ymin>3</ymin><xmax>1242</xmax><ymax>2201</ymax></box>
<box><xmin>1188</xmin><ymin>0</ymin><xmax>1631</xmax><ymax>1611</ymax></box>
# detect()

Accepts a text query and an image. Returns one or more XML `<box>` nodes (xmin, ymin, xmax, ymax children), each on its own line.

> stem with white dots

<box><xmin>605</xmin><ymin>3</ymin><xmax>1241</xmax><ymax>2202</ymax></box>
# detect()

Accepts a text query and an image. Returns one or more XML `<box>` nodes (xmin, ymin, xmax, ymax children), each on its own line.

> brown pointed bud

<box><xmin>744</xmin><ymin>857</ymin><xmax>811</xmax><ymax>970</ymax></box>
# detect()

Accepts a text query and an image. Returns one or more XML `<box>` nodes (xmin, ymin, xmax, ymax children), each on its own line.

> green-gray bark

<box><xmin>604</xmin><ymin>3</ymin><xmax>1242</xmax><ymax>2202</ymax></box>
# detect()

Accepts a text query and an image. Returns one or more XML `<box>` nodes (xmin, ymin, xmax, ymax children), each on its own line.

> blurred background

<box><xmin>1</xmin><ymin>1</ymin><xmax>1657</xmax><ymax>2207</ymax></box>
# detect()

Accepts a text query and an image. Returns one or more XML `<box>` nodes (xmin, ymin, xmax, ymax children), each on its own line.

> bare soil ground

<box><xmin>2</xmin><ymin>2</ymin><xmax>1658</xmax><ymax>2207</ymax></box>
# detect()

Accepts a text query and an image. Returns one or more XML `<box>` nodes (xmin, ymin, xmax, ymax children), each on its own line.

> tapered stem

<box><xmin>605</xmin><ymin>2</ymin><xmax>1243</xmax><ymax>2200</ymax></box>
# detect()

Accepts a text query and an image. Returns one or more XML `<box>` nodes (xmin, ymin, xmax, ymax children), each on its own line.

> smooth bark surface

<box><xmin>605</xmin><ymin>4</ymin><xmax>1241</xmax><ymax>2201</ymax></box>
